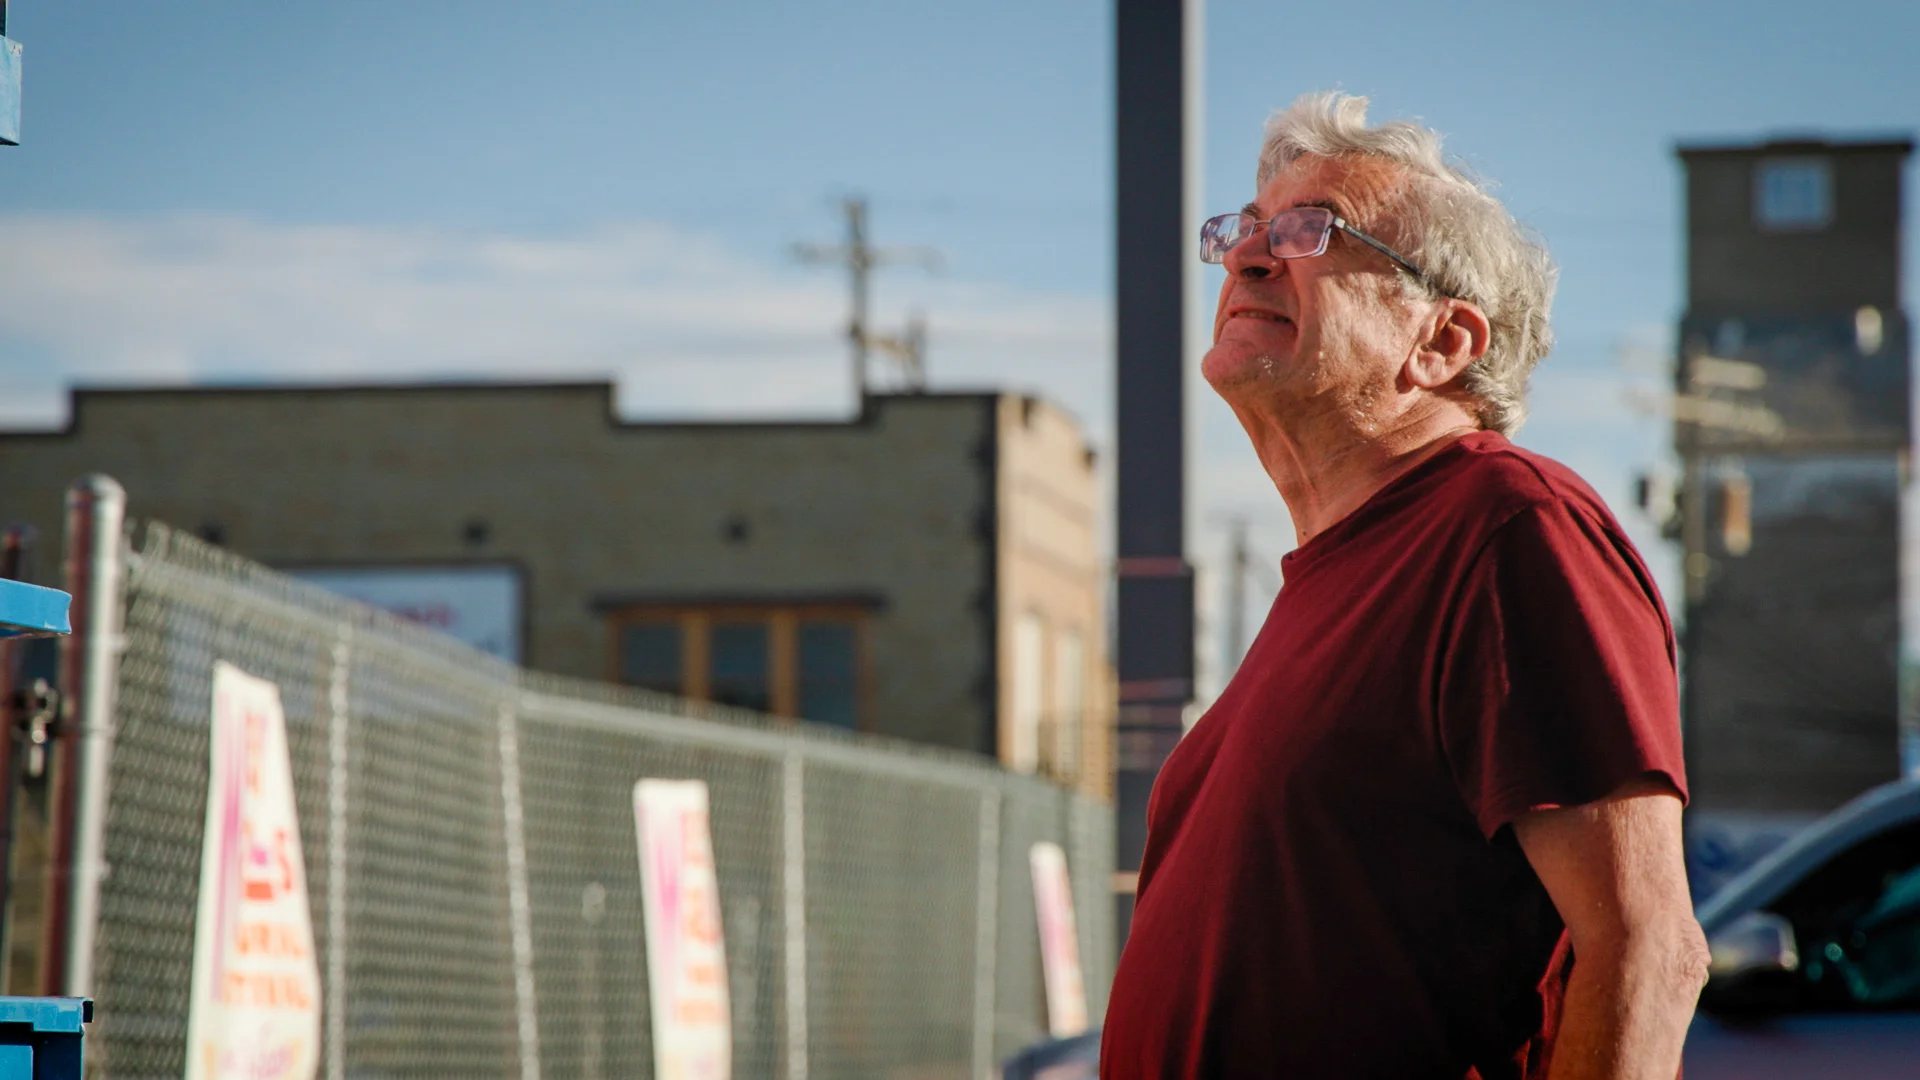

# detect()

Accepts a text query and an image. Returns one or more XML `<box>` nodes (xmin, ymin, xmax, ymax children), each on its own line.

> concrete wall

<box><xmin>0</xmin><ymin>384</ymin><xmax>1110</xmax><ymax>778</ymax></box>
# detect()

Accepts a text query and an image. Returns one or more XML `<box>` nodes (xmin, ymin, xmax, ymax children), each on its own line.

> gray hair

<box><xmin>1257</xmin><ymin>91</ymin><xmax>1557</xmax><ymax>436</ymax></box>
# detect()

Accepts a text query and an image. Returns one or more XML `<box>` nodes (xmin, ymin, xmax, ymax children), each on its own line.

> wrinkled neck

<box><xmin>1236</xmin><ymin>399</ymin><xmax>1481</xmax><ymax>546</ymax></box>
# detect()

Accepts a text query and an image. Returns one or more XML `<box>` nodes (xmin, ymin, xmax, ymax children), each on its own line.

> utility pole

<box><xmin>1225</xmin><ymin>518</ymin><xmax>1248</xmax><ymax>669</ymax></box>
<box><xmin>795</xmin><ymin>197</ymin><xmax>939</xmax><ymax>400</ymax></box>
<box><xmin>1218</xmin><ymin>517</ymin><xmax>1280</xmax><ymax>678</ymax></box>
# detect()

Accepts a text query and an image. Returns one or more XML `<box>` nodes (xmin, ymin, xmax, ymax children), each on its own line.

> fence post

<box><xmin>780</xmin><ymin>748</ymin><xmax>808</xmax><ymax>1080</ymax></box>
<box><xmin>46</xmin><ymin>475</ymin><xmax>126</xmax><ymax>997</ymax></box>
<box><xmin>497</xmin><ymin>704</ymin><xmax>541</xmax><ymax>1080</ymax></box>
<box><xmin>326</xmin><ymin>627</ymin><xmax>352</xmax><ymax>1080</ymax></box>
<box><xmin>971</xmin><ymin>788</ymin><xmax>1001</xmax><ymax>1080</ymax></box>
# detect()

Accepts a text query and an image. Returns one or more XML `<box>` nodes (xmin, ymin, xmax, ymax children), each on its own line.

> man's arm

<box><xmin>1512</xmin><ymin>774</ymin><xmax>1710</xmax><ymax>1080</ymax></box>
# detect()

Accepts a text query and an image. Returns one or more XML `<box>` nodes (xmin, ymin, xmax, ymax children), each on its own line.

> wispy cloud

<box><xmin>0</xmin><ymin>213</ymin><xmax>1112</xmax><ymax>427</ymax></box>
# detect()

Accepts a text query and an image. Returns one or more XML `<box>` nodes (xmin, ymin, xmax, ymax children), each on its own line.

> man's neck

<box><xmin>1241</xmin><ymin>401</ymin><xmax>1484</xmax><ymax>547</ymax></box>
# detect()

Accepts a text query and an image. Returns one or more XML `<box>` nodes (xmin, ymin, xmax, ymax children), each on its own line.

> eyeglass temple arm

<box><xmin>1331</xmin><ymin>216</ymin><xmax>1427</xmax><ymax>282</ymax></box>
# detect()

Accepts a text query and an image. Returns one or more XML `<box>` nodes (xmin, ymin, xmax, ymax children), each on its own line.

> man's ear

<box><xmin>1406</xmin><ymin>300</ymin><xmax>1491</xmax><ymax>390</ymax></box>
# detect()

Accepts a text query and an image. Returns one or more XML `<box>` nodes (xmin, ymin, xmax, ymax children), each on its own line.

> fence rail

<box><xmin>69</xmin><ymin>509</ymin><xmax>1113</xmax><ymax>1079</ymax></box>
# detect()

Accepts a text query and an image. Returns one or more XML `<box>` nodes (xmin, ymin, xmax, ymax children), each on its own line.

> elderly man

<box><xmin>1100</xmin><ymin>93</ymin><xmax>1709</xmax><ymax>1080</ymax></box>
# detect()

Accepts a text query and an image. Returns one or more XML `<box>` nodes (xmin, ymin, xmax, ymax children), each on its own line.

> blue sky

<box><xmin>2</xmin><ymin>0</ymin><xmax>1916</xmax><ymax>685</ymax></box>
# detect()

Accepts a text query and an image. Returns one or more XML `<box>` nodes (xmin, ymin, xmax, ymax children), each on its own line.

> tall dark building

<box><xmin>1673</xmin><ymin>136</ymin><xmax>1914</xmax><ymax>891</ymax></box>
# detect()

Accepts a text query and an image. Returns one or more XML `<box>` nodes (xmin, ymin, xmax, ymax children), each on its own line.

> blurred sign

<box><xmin>0</xmin><ymin>36</ymin><xmax>20</xmax><ymax>146</ymax></box>
<box><xmin>290</xmin><ymin>565</ymin><xmax>521</xmax><ymax>661</ymax></box>
<box><xmin>1030</xmin><ymin>841</ymin><xmax>1088</xmax><ymax>1037</ymax></box>
<box><xmin>634</xmin><ymin>779</ymin><xmax>731</xmax><ymax>1080</ymax></box>
<box><xmin>185</xmin><ymin>662</ymin><xmax>322</xmax><ymax>1080</ymax></box>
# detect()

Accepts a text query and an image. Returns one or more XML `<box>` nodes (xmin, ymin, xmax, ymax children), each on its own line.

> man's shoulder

<box><xmin>1433</xmin><ymin>432</ymin><xmax>1623</xmax><ymax>540</ymax></box>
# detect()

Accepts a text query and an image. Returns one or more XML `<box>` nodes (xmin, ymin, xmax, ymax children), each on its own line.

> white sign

<box><xmin>1030</xmin><ymin>841</ymin><xmax>1088</xmax><ymax>1038</ymax></box>
<box><xmin>186</xmin><ymin>662</ymin><xmax>323</xmax><ymax>1080</ymax></box>
<box><xmin>634</xmin><ymin>779</ymin><xmax>732</xmax><ymax>1080</ymax></box>
<box><xmin>290</xmin><ymin>565</ymin><xmax>522</xmax><ymax>661</ymax></box>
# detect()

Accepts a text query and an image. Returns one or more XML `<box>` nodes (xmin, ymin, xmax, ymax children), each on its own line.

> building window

<box><xmin>1754</xmin><ymin>157</ymin><xmax>1832</xmax><ymax>231</ymax></box>
<box><xmin>620</xmin><ymin>622</ymin><xmax>683</xmax><ymax>695</ymax></box>
<box><xmin>1009</xmin><ymin>612</ymin><xmax>1045</xmax><ymax>773</ymax></box>
<box><xmin>605</xmin><ymin>602</ymin><xmax>872</xmax><ymax>728</ymax></box>
<box><xmin>1051</xmin><ymin>628</ymin><xmax>1085</xmax><ymax>778</ymax></box>
<box><xmin>710</xmin><ymin>621</ymin><xmax>771</xmax><ymax>712</ymax></box>
<box><xmin>798</xmin><ymin>621</ymin><xmax>859</xmax><ymax>729</ymax></box>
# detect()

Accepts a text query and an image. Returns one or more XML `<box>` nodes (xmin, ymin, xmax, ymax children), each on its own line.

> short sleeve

<box><xmin>1437</xmin><ymin>499</ymin><xmax>1686</xmax><ymax>838</ymax></box>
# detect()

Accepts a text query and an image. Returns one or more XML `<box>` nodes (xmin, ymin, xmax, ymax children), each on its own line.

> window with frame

<box><xmin>608</xmin><ymin>601</ymin><xmax>873</xmax><ymax>729</ymax></box>
<box><xmin>1754</xmin><ymin>157</ymin><xmax>1833</xmax><ymax>231</ymax></box>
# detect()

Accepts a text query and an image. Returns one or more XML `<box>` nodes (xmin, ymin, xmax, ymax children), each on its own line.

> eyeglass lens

<box><xmin>1270</xmin><ymin>208</ymin><xmax>1332</xmax><ymax>258</ymax></box>
<box><xmin>1199</xmin><ymin>207</ymin><xmax>1334</xmax><ymax>264</ymax></box>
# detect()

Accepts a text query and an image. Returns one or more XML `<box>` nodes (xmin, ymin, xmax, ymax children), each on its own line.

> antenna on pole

<box><xmin>867</xmin><ymin>310</ymin><xmax>928</xmax><ymax>392</ymax></box>
<box><xmin>795</xmin><ymin>196</ymin><xmax>940</xmax><ymax>400</ymax></box>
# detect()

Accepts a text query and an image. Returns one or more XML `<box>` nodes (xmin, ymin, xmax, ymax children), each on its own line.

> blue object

<box><xmin>1001</xmin><ymin>1029</ymin><xmax>1099</xmax><ymax>1080</ymax></box>
<box><xmin>0</xmin><ymin>997</ymin><xmax>91</xmax><ymax>1079</ymax></box>
<box><xmin>0</xmin><ymin>36</ymin><xmax>19</xmax><ymax>146</ymax></box>
<box><xmin>0</xmin><ymin>579</ymin><xmax>68</xmax><ymax>640</ymax></box>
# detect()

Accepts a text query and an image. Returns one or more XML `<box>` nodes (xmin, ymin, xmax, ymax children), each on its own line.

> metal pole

<box><xmin>1113</xmin><ymin>0</ymin><xmax>1200</xmax><ymax>944</ymax></box>
<box><xmin>780</xmin><ymin>749</ymin><xmax>809</xmax><ymax>1080</ymax></box>
<box><xmin>326</xmin><ymin>629</ymin><xmax>352</xmax><ymax>1080</ymax></box>
<box><xmin>1224</xmin><ymin>518</ymin><xmax>1247</xmax><ymax>672</ymax></box>
<box><xmin>47</xmin><ymin>474</ymin><xmax>127</xmax><ymax>996</ymax></box>
<box><xmin>496</xmin><ymin>704</ymin><xmax>541</xmax><ymax>1080</ymax></box>
<box><xmin>0</xmin><ymin>524</ymin><xmax>34</xmax><ymax>984</ymax></box>
<box><xmin>969</xmin><ymin>788</ymin><xmax>1001</xmax><ymax>1080</ymax></box>
<box><xmin>0</xmin><ymin>522</ymin><xmax>31</xmax><ymax>933</ymax></box>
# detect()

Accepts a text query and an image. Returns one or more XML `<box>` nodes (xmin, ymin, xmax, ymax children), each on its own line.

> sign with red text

<box><xmin>289</xmin><ymin>565</ymin><xmax>522</xmax><ymax>661</ymax></box>
<box><xmin>1030</xmin><ymin>841</ymin><xmax>1088</xmax><ymax>1037</ymax></box>
<box><xmin>634</xmin><ymin>779</ymin><xmax>732</xmax><ymax>1080</ymax></box>
<box><xmin>186</xmin><ymin>662</ymin><xmax>322</xmax><ymax>1080</ymax></box>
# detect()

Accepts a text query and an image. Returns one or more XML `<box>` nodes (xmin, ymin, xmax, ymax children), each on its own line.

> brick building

<box><xmin>0</xmin><ymin>383</ymin><xmax>1113</xmax><ymax>795</ymax></box>
<box><xmin>1671</xmin><ymin>135</ymin><xmax>1913</xmax><ymax>887</ymax></box>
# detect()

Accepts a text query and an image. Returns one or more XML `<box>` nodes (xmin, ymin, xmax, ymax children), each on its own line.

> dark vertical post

<box><xmin>1114</xmin><ymin>0</ymin><xmax>1197</xmax><ymax>943</ymax></box>
<box><xmin>0</xmin><ymin>526</ymin><xmax>33</xmax><ymax>966</ymax></box>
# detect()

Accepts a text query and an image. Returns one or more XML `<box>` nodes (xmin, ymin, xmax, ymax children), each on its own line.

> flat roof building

<box><xmin>0</xmin><ymin>383</ymin><xmax>1113</xmax><ymax>796</ymax></box>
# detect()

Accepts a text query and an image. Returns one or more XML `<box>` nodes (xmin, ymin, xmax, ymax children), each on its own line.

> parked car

<box><xmin>1686</xmin><ymin>778</ymin><xmax>1920</xmax><ymax>1077</ymax></box>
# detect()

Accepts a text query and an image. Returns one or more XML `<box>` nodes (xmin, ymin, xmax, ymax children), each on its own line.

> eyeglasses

<box><xmin>1199</xmin><ymin>206</ymin><xmax>1429</xmax><ymax>285</ymax></box>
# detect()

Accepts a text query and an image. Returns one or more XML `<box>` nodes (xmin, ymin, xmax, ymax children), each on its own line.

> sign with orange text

<box><xmin>1030</xmin><ymin>841</ymin><xmax>1088</xmax><ymax>1037</ymax></box>
<box><xmin>185</xmin><ymin>662</ymin><xmax>322</xmax><ymax>1080</ymax></box>
<box><xmin>634</xmin><ymin>779</ymin><xmax>732</xmax><ymax>1080</ymax></box>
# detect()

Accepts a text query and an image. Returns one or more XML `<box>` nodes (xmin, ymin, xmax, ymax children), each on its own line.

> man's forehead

<box><xmin>1251</xmin><ymin>156</ymin><xmax>1403</xmax><ymax>218</ymax></box>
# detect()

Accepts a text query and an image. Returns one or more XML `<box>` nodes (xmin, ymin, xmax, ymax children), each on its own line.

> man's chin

<box><xmin>1201</xmin><ymin>347</ymin><xmax>1285</xmax><ymax>395</ymax></box>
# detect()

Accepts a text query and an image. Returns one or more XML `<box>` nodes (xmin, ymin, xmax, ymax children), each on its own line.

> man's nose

<box><xmin>1222</xmin><ymin>228</ymin><xmax>1277</xmax><ymax>280</ymax></box>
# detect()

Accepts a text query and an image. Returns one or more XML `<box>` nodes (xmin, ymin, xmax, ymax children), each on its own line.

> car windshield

<box><xmin>1773</xmin><ymin>825</ymin><xmax>1920</xmax><ymax>1009</ymax></box>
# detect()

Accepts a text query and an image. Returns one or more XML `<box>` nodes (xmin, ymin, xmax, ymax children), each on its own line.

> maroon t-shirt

<box><xmin>1101</xmin><ymin>431</ymin><xmax>1686</xmax><ymax>1080</ymax></box>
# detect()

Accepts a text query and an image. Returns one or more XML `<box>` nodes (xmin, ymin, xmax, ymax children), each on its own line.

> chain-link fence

<box><xmin>79</xmin><ymin>516</ymin><xmax>1112</xmax><ymax>1079</ymax></box>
